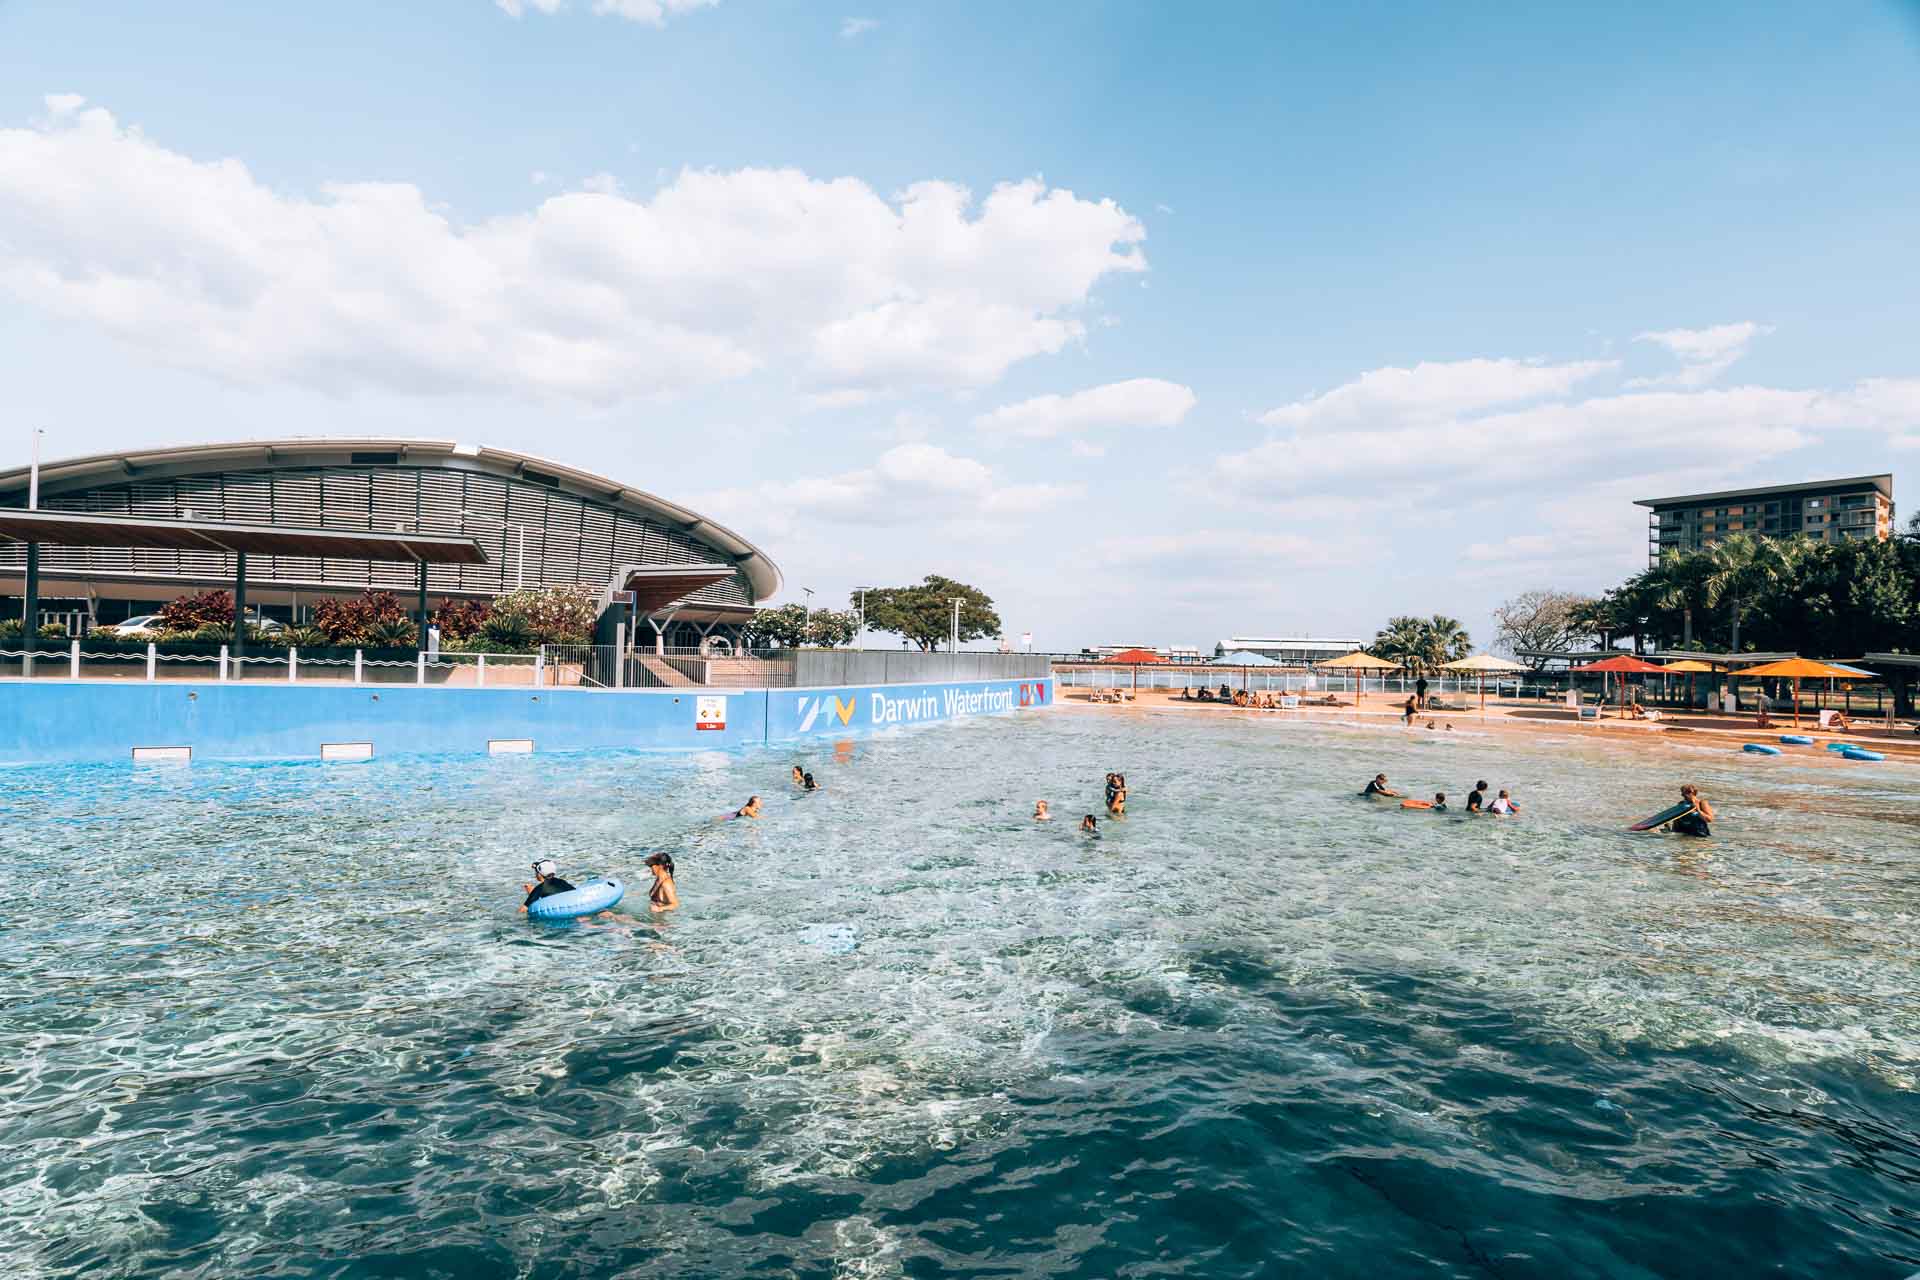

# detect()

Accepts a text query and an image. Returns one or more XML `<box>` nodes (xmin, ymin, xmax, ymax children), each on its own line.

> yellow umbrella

<box><xmin>1439</xmin><ymin>653</ymin><xmax>1527</xmax><ymax>714</ymax></box>
<box><xmin>1315</xmin><ymin>650</ymin><xmax>1402</xmax><ymax>713</ymax></box>
<box><xmin>1661</xmin><ymin>658</ymin><xmax>1716</xmax><ymax>714</ymax></box>
<box><xmin>1730</xmin><ymin>658</ymin><xmax>1860</xmax><ymax>729</ymax></box>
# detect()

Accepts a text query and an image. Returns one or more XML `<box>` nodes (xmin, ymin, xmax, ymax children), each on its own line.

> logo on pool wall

<box><xmin>795</xmin><ymin>694</ymin><xmax>858</xmax><ymax>732</ymax></box>
<box><xmin>695</xmin><ymin>695</ymin><xmax>727</xmax><ymax>730</ymax></box>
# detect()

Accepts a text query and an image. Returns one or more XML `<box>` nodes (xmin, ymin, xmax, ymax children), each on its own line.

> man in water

<box><xmin>1465</xmin><ymin>781</ymin><xmax>1488</xmax><ymax>813</ymax></box>
<box><xmin>1033</xmin><ymin>799</ymin><xmax>1052</xmax><ymax>821</ymax></box>
<box><xmin>520</xmin><ymin>859</ymin><xmax>576</xmax><ymax>912</ymax></box>
<box><xmin>1672</xmin><ymin>784</ymin><xmax>1715</xmax><ymax>837</ymax></box>
<box><xmin>1361</xmin><ymin>773</ymin><xmax>1401</xmax><ymax>798</ymax></box>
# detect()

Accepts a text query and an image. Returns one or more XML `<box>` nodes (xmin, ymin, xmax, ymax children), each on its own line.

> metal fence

<box><xmin>536</xmin><ymin>646</ymin><xmax>1053</xmax><ymax>690</ymax></box>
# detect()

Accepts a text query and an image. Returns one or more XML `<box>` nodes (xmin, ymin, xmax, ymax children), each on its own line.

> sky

<box><xmin>2</xmin><ymin>0</ymin><xmax>1918</xmax><ymax>652</ymax></box>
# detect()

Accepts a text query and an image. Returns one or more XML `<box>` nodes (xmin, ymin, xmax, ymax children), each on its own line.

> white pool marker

<box><xmin>488</xmin><ymin>739</ymin><xmax>534</xmax><ymax>755</ymax></box>
<box><xmin>131</xmin><ymin>746</ymin><xmax>191</xmax><ymax>763</ymax></box>
<box><xmin>321</xmin><ymin>742</ymin><xmax>374</xmax><ymax>762</ymax></box>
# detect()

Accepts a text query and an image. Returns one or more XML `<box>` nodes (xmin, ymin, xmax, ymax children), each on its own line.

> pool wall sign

<box><xmin>0</xmin><ymin>676</ymin><xmax>1051</xmax><ymax>764</ymax></box>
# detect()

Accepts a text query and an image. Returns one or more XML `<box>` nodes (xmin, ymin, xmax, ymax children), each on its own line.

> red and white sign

<box><xmin>695</xmin><ymin>695</ymin><xmax>727</xmax><ymax>730</ymax></box>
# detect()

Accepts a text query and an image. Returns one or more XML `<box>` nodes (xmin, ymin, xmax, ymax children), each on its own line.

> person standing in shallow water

<box><xmin>644</xmin><ymin>852</ymin><xmax>679</xmax><ymax>912</ymax></box>
<box><xmin>1106</xmin><ymin>773</ymin><xmax>1127</xmax><ymax>816</ymax></box>
<box><xmin>1672</xmin><ymin>784</ymin><xmax>1715</xmax><ymax>837</ymax></box>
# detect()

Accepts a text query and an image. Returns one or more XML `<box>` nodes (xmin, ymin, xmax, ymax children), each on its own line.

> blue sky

<box><xmin>3</xmin><ymin>0</ymin><xmax>1917</xmax><ymax>650</ymax></box>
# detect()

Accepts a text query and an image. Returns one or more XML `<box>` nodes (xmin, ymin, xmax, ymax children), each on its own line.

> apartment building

<box><xmin>1635</xmin><ymin>475</ymin><xmax>1894</xmax><ymax>565</ymax></box>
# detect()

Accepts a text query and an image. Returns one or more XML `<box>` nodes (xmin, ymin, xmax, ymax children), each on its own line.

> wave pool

<box><xmin>3</xmin><ymin>708</ymin><xmax>1917</xmax><ymax>1277</ymax></box>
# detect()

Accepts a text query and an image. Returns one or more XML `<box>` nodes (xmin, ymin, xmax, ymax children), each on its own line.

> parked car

<box><xmin>108</xmin><ymin>613</ymin><xmax>285</xmax><ymax>638</ymax></box>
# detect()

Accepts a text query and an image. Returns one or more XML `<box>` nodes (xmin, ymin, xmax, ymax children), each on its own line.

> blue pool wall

<box><xmin>0</xmin><ymin>676</ymin><xmax>1055</xmax><ymax>764</ymax></box>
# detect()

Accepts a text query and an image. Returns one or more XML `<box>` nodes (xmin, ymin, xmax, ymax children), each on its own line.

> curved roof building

<box><xmin>0</xmin><ymin>439</ymin><xmax>779</xmax><ymax>637</ymax></box>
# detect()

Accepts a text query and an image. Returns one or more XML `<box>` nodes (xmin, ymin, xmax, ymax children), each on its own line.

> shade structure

<box><xmin>1213</xmin><ymin>650</ymin><xmax>1280</xmax><ymax>667</ymax></box>
<box><xmin>1102</xmin><ymin>647</ymin><xmax>1166</xmax><ymax>664</ymax></box>
<box><xmin>1316</xmin><ymin>650</ymin><xmax>1400</xmax><ymax>712</ymax></box>
<box><xmin>1439</xmin><ymin>653</ymin><xmax>1527</xmax><ymax>714</ymax></box>
<box><xmin>0</xmin><ymin>507</ymin><xmax>488</xmax><ymax>564</ymax></box>
<box><xmin>1658</xmin><ymin>659</ymin><xmax>1716</xmax><ymax>713</ymax></box>
<box><xmin>1733</xmin><ymin>657</ymin><xmax>1863</xmax><ymax>728</ymax></box>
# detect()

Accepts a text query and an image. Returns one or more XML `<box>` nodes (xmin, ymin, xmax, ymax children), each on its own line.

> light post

<box><xmin>801</xmin><ymin>587</ymin><xmax>814</xmax><ymax>626</ymax></box>
<box><xmin>855</xmin><ymin>587</ymin><xmax>871</xmax><ymax>646</ymax></box>
<box><xmin>949</xmin><ymin>597</ymin><xmax>962</xmax><ymax>655</ymax></box>
<box><xmin>460</xmin><ymin>509</ymin><xmax>528</xmax><ymax>593</ymax></box>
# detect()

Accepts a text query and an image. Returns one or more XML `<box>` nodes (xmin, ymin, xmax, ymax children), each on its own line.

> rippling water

<box><xmin>3</xmin><ymin>708</ymin><xmax>1918</xmax><ymax>1278</ymax></box>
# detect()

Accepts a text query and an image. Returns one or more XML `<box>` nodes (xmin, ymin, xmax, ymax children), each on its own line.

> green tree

<box><xmin>1703</xmin><ymin>533</ymin><xmax>1802</xmax><ymax>653</ymax></box>
<box><xmin>1369</xmin><ymin>615</ymin><xmax>1470</xmax><ymax>675</ymax></box>
<box><xmin>861</xmin><ymin>576</ymin><xmax>1000</xmax><ymax>651</ymax></box>
<box><xmin>743</xmin><ymin>603</ymin><xmax>812</xmax><ymax>648</ymax></box>
<box><xmin>805</xmin><ymin>608</ymin><xmax>859</xmax><ymax>648</ymax></box>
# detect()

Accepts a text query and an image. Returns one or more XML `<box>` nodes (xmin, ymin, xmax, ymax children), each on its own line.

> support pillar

<box><xmin>23</xmin><ymin>542</ymin><xmax>39</xmax><ymax>641</ymax></box>
<box><xmin>416</xmin><ymin>561</ymin><xmax>430</xmax><ymax>655</ymax></box>
<box><xmin>232</xmin><ymin>552</ymin><xmax>248</xmax><ymax>659</ymax></box>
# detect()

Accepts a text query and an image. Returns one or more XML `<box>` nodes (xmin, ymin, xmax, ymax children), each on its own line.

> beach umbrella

<box><xmin>1315</xmin><ymin>650</ymin><xmax>1401</xmax><ymax>713</ymax></box>
<box><xmin>1438</xmin><ymin>652</ymin><xmax>1527</xmax><ymax>715</ymax></box>
<box><xmin>1732</xmin><ymin>657</ymin><xmax>1861</xmax><ymax>729</ymax></box>
<box><xmin>1570</xmin><ymin>654</ymin><xmax>1667</xmax><ymax>718</ymax></box>
<box><xmin>1661</xmin><ymin>658</ymin><xmax>1716</xmax><ymax>712</ymax></box>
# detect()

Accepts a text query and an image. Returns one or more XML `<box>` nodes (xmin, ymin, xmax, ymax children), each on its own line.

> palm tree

<box><xmin>1652</xmin><ymin>549</ymin><xmax>1713</xmax><ymax>649</ymax></box>
<box><xmin>1369</xmin><ymin>616</ymin><xmax>1430</xmax><ymax>675</ymax></box>
<box><xmin>1423</xmin><ymin>614</ymin><xmax>1471</xmax><ymax>667</ymax></box>
<box><xmin>1703</xmin><ymin>533</ymin><xmax>1804</xmax><ymax>653</ymax></box>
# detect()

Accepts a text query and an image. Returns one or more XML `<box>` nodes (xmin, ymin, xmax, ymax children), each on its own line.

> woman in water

<box><xmin>801</xmin><ymin>772</ymin><xmax>821</xmax><ymax>792</ymax></box>
<box><xmin>644</xmin><ymin>852</ymin><xmax>679</xmax><ymax>912</ymax></box>
<box><xmin>1672</xmin><ymin>784</ymin><xmax>1715</xmax><ymax>837</ymax></box>
<box><xmin>732</xmin><ymin>795</ymin><xmax>762</xmax><ymax>820</ymax></box>
<box><xmin>1107</xmin><ymin>773</ymin><xmax>1127</xmax><ymax>816</ymax></box>
<box><xmin>1080</xmin><ymin>814</ymin><xmax>1099</xmax><ymax>833</ymax></box>
<box><xmin>1033</xmin><ymin>799</ymin><xmax>1051</xmax><ymax>821</ymax></box>
<box><xmin>791</xmin><ymin>764</ymin><xmax>806</xmax><ymax>787</ymax></box>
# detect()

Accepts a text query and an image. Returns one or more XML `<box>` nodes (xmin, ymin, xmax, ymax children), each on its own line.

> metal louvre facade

<box><xmin>0</xmin><ymin>442</ymin><xmax>773</xmax><ymax>613</ymax></box>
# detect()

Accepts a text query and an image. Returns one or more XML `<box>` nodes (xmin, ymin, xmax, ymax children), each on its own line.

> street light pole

<box><xmin>949</xmin><ymin>597</ymin><xmax>962</xmax><ymax>655</ymax></box>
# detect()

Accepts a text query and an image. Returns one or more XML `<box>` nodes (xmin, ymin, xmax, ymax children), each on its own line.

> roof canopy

<box><xmin>0</xmin><ymin>508</ymin><xmax>487</xmax><ymax>564</ymax></box>
<box><xmin>1213</xmin><ymin>650</ymin><xmax>1280</xmax><ymax>666</ymax></box>
<box><xmin>1317</xmin><ymin>650</ymin><xmax>1400</xmax><ymax>670</ymax></box>
<box><xmin>616</xmin><ymin>564</ymin><xmax>737</xmax><ymax>615</ymax></box>
<box><xmin>1661</xmin><ymin>659</ymin><xmax>1718</xmax><ymax>673</ymax></box>
<box><xmin>1103</xmin><ymin>647</ymin><xmax>1166</xmax><ymax>664</ymax></box>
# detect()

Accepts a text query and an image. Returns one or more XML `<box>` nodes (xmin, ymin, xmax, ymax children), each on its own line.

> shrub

<box><xmin>282</xmin><ymin>625</ymin><xmax>331</xmax><ymax>649</ymax></box>
<box><xmin>312</xmin><ymin>590</ymin><xmax>415</xmax><ymax>646</ymax></box>
<box><xmin>363</xmin><ymin>618</ymin><xmax>419</xmax><ymax>648</ymax></box>
<box><xmin>432</xmin><ymin>599</ymin><xmax>491</xmax><ymax>641</ymax></box>
<box><xmin>158</xmin><ymin>589</ymin><xmax>236</xmax><ymax>631</ymax></box>
<box><xmin>480</xmin><ymin>611</ymin><xmax>535</xmax><ymax>651</ymax></box>
<box><xmin>487</xmin><ymin>585</ymin><xmax>597</xmax><ymax>646</ymax></box>
<box><xmin>193</xmin><ymin>623</ymin><xmax>236</xmax><ymax>643</ymax></box>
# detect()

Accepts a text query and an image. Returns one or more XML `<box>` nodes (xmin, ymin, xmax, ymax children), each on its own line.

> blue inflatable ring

<box><xmin>1825</xmin><ymin>742</ymin><xmax>1857</xmax><ymax>753</ymax></box>
<box><xmin>1742</xmin><ymin>743</ymin><xmax>1782</xmax><ymax>755</ymax></box>
<box><xmin>1839</xmin><ymin>748</ymin><xmax>1885</xmax><ymax>762</ymax></box>
<box><xmin>1778</xmin><ymin>735</ymin><xmax>1814</xmax><ymax>745</ymax></box>
<box><xmin>528</xmin><ymin>877</ymin><xmax>626</xmax><ymax>921</ymax></box>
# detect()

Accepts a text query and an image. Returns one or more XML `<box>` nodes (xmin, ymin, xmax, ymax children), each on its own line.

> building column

<box><xmin>22</xmin><ymin>542</ymin><xmax>39</xmax><ymax>642</ymax></box>
<box><xmin>232</xmin><ymin>552</ymin><xmax>247</xmax><ymax>658</ymax></box>
<box><xmin>416</xmin><ymin>561</ymin><xmax>430</xmax><ymax>654</ymax></box>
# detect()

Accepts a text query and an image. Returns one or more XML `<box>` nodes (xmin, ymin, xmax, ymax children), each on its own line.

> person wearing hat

<box><xmin>520</xmin><ymin>859</ymin><xmax>577</xmax><ymax>912</ymax></box>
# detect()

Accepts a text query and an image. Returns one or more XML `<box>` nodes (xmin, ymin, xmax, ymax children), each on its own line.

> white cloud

<box><xmin>974</xmin><ymin>377</ymin><xmax>1195</xmax><ymax>439</ymax></box>
<box><xmin>43</xmin><ymin>93</ymin><xmax>87</xmax><ymax>117</ymax></box>
<box><xmin>689</xmin><ymin>443</ymin><xmax>1081</xmax><ymax>535</ymax></box>
<box><xmin>840</xmin><ymin>16</ymin><xmax>878</xmax><ymax>37</ymax></box>
<box><xmin>0</xmin><ymin>102</ymin><xmax>1147</xmax><ymax>402</ymax></box>
<box><xmin>1256</xmin><ymin>357</ymin><xmax>1616</xmax><ymax>431</ymax></box>
<box><xmin>1631</xmin><ymin>321</ymin><xmax>1772</xmax><ymax>388</ymax></box>
<box><xmin>496</xmin><ymin>0</ymin><xmax>718</xmax><ymax>23</ymax></box>
<box><xmin>577</xmin><ymin>171</ymin><xmax>622</xmax><ymax>195</ymax></box>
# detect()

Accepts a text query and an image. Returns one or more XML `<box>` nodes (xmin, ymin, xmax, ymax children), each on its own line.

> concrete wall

<box><xmin>0</xmin><ymin>676</ymin><xmax>1052</xmax><ymax>765</ymax></box>
<box><xmin>790</xmin><ymin>650</ymin><xmax>1051</xmax><ymax>688</ymax></box>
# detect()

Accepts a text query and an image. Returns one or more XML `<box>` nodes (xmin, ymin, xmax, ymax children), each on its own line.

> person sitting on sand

<box><xmin>1218</xmin><ymin>683</ymin><xmax>1233</xmax><ymax>700</ymax></box>
<box><xmin>732</xmin><ymin>795</ymin><xmax>762</xmax><ymax>819</ymax></box>
<box><xmin>1465</xmin><ymin>781</ymin><xmax>1488</xmax><ymax>813</ymax></box>
<box><xmin>1488</xmin><ymin>788</ymin><xmax>1521</xmax><ymax>815</ymax></box>
<box><xmin>644</xmin><ymin>852</ymin><xmax>679</xmax><ymax>912</ymax></box>
<box><xmin>1034</xmin><ymin>799</ymin><xmax>1051</xmax><ymax>821</ymax></box>
<box><xmin>1361</xmin><ymin>773</ymin><xmax>1401</xmax><ymax>798</ymax></box>
<box><xmin>520</xmin><ymin>859</ymin><xmax>577</xmax><ymax>912</ymax></box>
<box><xmin>1826</xmin><ymin>709</ymin><xmax>1853</xmax><ymax>731</ymax></box>
<box><xmin>1178</xmin><ymin>686</ymin><xmax>1193</xmax><ymax>701</ymax></box>
<box><xmin>1430</xmin><ymin>792</ymin><xmax>1448</xmax><ymax>812</ymax></box>
<box><xmin>1080</xmin><ymin>813</ymin><xmax>1099</xmax><ymax>833</ymax></box>
<box><xmin>1672</xmin><ymin>784</ymin><xmax>1715</xmax><ymax>837</ymax></box>
<box><xmin>1196</xmin><ymin>687</ymin><xmax>1214</xmax><ymax>702</ymax></box>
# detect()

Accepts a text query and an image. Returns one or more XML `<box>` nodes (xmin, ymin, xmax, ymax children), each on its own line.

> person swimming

<box><xmin>801</xmin><ymin>772</ymin><xmax>820</xmax><ymax>792</ymax></box>
<box><xmin>519</xmin><ymin>859</ymin><xmax>577</xmax><ymax>912</ymax></box>
<box><xmin>1033</xmin><ymin>799</ymin><xmax>1051</xmax><ymax>821</ymax></box>
<box><xmin>791</xmin><ymin>764</ymin><xmax>806</xmax><ymax>787</ymax></box>
<box><xmin>644</xmin><ymin>852</ymin><xmax>679</xmax><ymax>912</ymax></box>
<box><xmin>1361</xmin><ymin>773</ymin><xmax>1401</xmax><ymax>798</ymax></box>
<box><xmin>1431</xmin><ymin>792</ymin><xmax>1447</xmax><ymax>811</ymax></box>
<box><xmin>732</xmin><ymin>795</ymin><xmax>762</xmax><ymax>819</ymax></box>
<box><xmin>1487</xmin><ymin>788</ymin><xmax>1520</xmax><ymax>815</ymax></box>
<box><xmin>1080</xmin><ymin>814</ymin><xmax>1099</xmax><ymax>833</ymax></box>
<box><xmin>1672</xmin><ymin>784</ymin><xmax>1714</xmax><ymax>837</ymax></box>
<box><xmin>1465</xmin><ymin>780</ymin><xmax>1488</xmax><ymax>813</ymax></box>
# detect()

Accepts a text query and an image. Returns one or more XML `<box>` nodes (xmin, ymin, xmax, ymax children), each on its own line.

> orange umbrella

<box><xmin>1733</xmin><ymin>658</ymin><xmax>1861</xmax><ymax>729</ymax></box>
<box><xmin>1570</xmin><ymin>654</ymin><xmax>1666</xmax><ymax>717</ymax></box>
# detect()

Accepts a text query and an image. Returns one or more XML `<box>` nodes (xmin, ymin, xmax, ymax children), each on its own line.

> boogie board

<box><xmin>1629</xmin><ymin>802</ymin><xmax>1693</xmax><ymax>832</ymax></box>
<box><xmin>1400</xmin><ymin>799</ymin><xmax>1434</xmax><ymax>810</ymax></box>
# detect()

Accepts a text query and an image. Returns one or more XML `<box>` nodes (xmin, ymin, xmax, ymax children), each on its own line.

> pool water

<box><xmin>3</xmin><ymin>709</ymin><xmax>1917</xmax><ymax>1278</ymax></box>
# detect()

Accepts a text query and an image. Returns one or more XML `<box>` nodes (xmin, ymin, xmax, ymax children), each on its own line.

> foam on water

<box><xmin>2</xmin><ymin>711</ymin><xmax>1916</xmax><ymax>1276</ymax></box>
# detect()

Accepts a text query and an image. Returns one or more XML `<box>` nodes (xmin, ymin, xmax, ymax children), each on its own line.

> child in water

<box><xmin>1080</xmin><ymin>814</ymin><xmax>1099</xmax><ymax>833</ymax></box>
